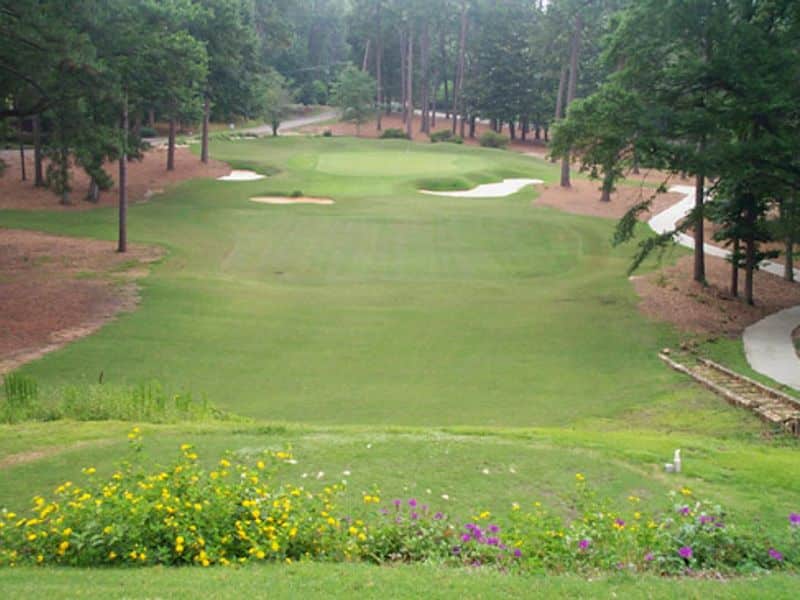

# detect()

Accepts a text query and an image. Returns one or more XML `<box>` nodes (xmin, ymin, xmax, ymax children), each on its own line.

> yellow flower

<box><xmin>108</xmin><ymin>551</ymin><xmax>117</xmax><ymax>560</ymax></box>
<box><xmin>256</xmin><ymin>461</ymin><xmax>266</xmax><ymax>470</ymax></box>
<box><xmin>348</xmin><ymin>526</ymin><xmax>358</xmax><ymax>536</ymax></box>
<box><xmin>357</xmin><ymin>533</ymin><xmax>367</xmax><ymax>542</ymax></box>
<box><xmin>175</xmin><ymin>545</ymin><xmax>184</xmax><ymax>554</ymax></box>
<box><xmin>176</xmin><ymin>536</ymin><xmax>185</xmax><ymax>545</ymax></box>
<box><xmin>194</xmin><ymin>503</ymin><xmax>203</xmax><ymax>512</ymax></box>
<box><xmin>82</xmin><ymin>467</ymin><xmax>96</xmax><ymax>476</ymax></box>
<box><xmin>575</xmin><ymin>473</ymin><xmax>585</xmax><ymax>482</ymax></box>
<box><xmin>680</xmin><ymin>487</ymin><xmax>692</xmax><ymax>497</ymax></box>
<box><xmin>27</xmin><ymin>533</ymin><xmax>37</xmax><ymax>542</ymax></box>
<box><xmin>219</xmin><ymin>459</ymin><xmax>231</xmax><ymax>468</ymax></box>
<box><xmin>180</xmin><ymin>443</ymin><xmax>192</xmax><ymax>451</ymax></box>
<box><xmin>256</xmin><ymin>549</ymin><xmax>266</xmax><ymax>560</ymax></box>
<box><xmin>634</xmin><ymin>512</ymin><xmax>641</xmax><ymax>520</ymax></box>
<box><xmin>58</xmin><ymin>541</ymin><xmax>70</xmax><ymax>554</ymax></box>
<box><xmin>271</xmin><ymin>540</ymin><xmax>280</xmax><ymax>552</ymax></box>
<box><xmin>62</xmin><ymin>528</ymin><xmax>73</xmax><ymax>536</ymax></box>
<box><xmin>628</xmin><ymin>495</ymin><xmax>640</xmax><ymax>503</ymax></box>
<box><xmin>139</xmin><ymin>552</ymin><xmax>147</xmax><ymax>562</ymax></box>
<box><xmin>36</xmin><ymin>554</ymin><xmax>44</xmax><ymax>563</ymax></box>
<box><xmin>512</xmin><ymin>502</ymin><xmax>520</xmax><ymax>511</ymax></box>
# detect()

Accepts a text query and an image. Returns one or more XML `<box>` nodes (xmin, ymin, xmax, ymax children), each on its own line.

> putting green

<box><xmin>314</xmin><ymin>149</ymin><xmax>489</xmax><ymax>176</ymax></box>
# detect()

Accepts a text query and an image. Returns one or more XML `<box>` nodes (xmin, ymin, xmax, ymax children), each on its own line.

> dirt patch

<box><xmin>250</xmin><ymin>196</ymin><xmax>334</xmax><ymax>205</ymax></box>
<box><xmin>535</xmin><ymin>177</ymin><xmax>686</xmax><ymax>221</ymax></box>
<box><xmin>0</xmin><ymin>146</ymin><xmax>229</xmax><ymax>211</ymax></box>
<box><xmin>0</xmin><ymin>438</ymin><xmax>114</xmax><ymax>470</ymax></box>
<box><xmin>0</xmin><ymin>229</ymin><xmax>162</xmax><ymax>374</ymax></box>
<box><xmin>633</xmin><ymin>254</ymin><xmax>800</xmax><ymax>338</ymax></box>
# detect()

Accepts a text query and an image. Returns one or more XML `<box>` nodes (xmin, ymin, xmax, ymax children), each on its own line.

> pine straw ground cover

<box><xmin>0</xmin><ymin>430</ymin><xmax>797</xmax><ymax>577</ymax></box>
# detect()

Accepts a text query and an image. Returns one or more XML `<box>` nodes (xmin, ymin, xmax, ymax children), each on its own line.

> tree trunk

<box><xmin>508</xmin><ymin>121</ymin><xmax>516</xmax><ymax>140</ymax></box>
<box><xmin>459</xmin><ymin>112</ymin><xmax>466</xmax><ymax>138</ymax></box>
<box><xmin>201</xmin><ymin>96</ymin><xmax>210</xmax><ymax>163</ymax></box>
<box><xmin>780</xmin><ymin>201</ymin><xmax>795</xmax><ymax>282</ymax></box>
<box><xmin>362</xmin><ymin>38</ymin><xmax>371</xmax><ymax>71</ymax></box>
<box><xmin>744</xmin><ymin>209</ymin><xmax>756</xmax><ymax>306</ymax></box>
<box><xmin>400</xmin><ymin>30</ymin><xmax>407</xmax><ymax>124</ymax></box>
<box><xmin>32</xmin><ymin>114</ymin><xmax>44</xmax><ymax>186</ymax></box>
<box><xmin>731</xmin><ymin>238</ymin><xmax>740</xmax><ymax>297</ymax></box>
<box><xmin>148</xmin><ymin>108</ymin><xmax>156</xmax><ymax>128</ymax></box>
<box><xmin>18</xmin><ymin>117</ymin><xmax>27</xmax><ymax>182</ymax></box>
<box><xmin>118</xmin><ymin>98</ymin><xmax>128</xmax><ymax>253</ymax></box>
<box><xmin>167</xmin><ymin>116</ymin><xmax>176</xmax><ymax>171</ymax></box>
<box><xmin>406</xmin><ymin>23</ymin><xmax>414</xmax><ymax>140</ymax></box>
<box><xmin>601</xmin><ymin>172</ymin><xmax>613</xmax><ymax>202</ymax></box>
<box><xmin>452</xmin><ymin>3</ymin><xmax>468</xmax><ymax>134</ymax></box>
<box><xmin>469</xmin><ymin>115</ymin><xmax>476</xmax><ymax>138</ymax></box>
<box><xmin>693</xmin><ymin>173</ymin><xmax>705</xmax><ymax>283</ymax></box>
<box><xmin>554</xmin><ymin>66</ymin><xmax>567</xmax><ymax>121</ymax></box>
<box><xmin>272</xmin><ymin>120</ymin><xmax>279</xmax><ymax>136</ymax></box>
<box><xmin>87</xmin><ymin>178</ymin><xmax>100</xmax><ymax>203</ymax></box>
<box><xmin>376</xmin><ymin>4</ymin><xmax>383</xmax><ymax>131</ymax></box>
<box><xmin>521</xmin><ymin>117</ymin><xmax>528</xmax><ymax>141</ymax></box>
<box><xmin>420</xmin><ymin>23</ymin><xmax>430</xmax><ymax>134</ymax></box>
<box><xmin>560</xmin><ymin>16</ymin><xmax>582</xmax><ymax>188</ymax></box>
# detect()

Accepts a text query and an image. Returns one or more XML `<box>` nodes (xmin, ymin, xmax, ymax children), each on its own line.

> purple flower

<box><xmin>408</xmin><ymin>498</ymin><xmax>417</xmax><ymax>508</ymax></box>
<box><xmin>678</xmin><ymin>546</ymin><xmax>693</xmax><ymax>559</ymax></box>
<box><xmin>615</xmin><ymin>518</ymin><xmax>626</xmax><ymax>528</ymax></box>
<box><xmin>790</xmin><ymin>512</ymin><xmax>800</xmax><ymax>526</ymax></box>
<box><xmin>488</xmin><ymin>524</ymin><xmax>500</xmax><ymax>534</ymax></box>
<box><xmin>513</xmin><ymin>548</ymin><xmax>522</xmax><ymax>558</ymax></box>
<box><xmin>487</xmin><ymin>537</ymin><xmax>499</xmax><ymax>546</ymax></box>
<box><xmin>434</xmin><ymin>512</ymin><xmax>444</xmax><ymax>520</ymax></box>
<box><xmin>393</xmin><ymin>499</ymin><xmax>401</xmax><ymax>508</ymax></box>
<box><xmin>380</xmin><ymin>508</ymin><xmax>389</xmax><ymax>515</ymax></box>
<box><xmin>769</xmin><ymin>548</ymin><xmax>784</xmax><ymax>562</ymax></box>
<box><xmin>410</xmin><ymin>512</ymin><xmax>419</xmax><ymax>520</ymax></box>
<box><xmin>578</xmin><ymin>539</ymin><xmax>590</xmax><ymax>550</ymax></box>
<box><xmin>699</xmin><ymin>515</ymin><xmax>714</xmax><ymax>525</ymax></box>
<box><xmin>421</xmin><ymin>505</ymin><xmax>428</xmax><ymax>513</ymax></box>
<box><xmin>461</xmin><ymin>533</ymin><xmax>471</xmax><ymax>543</ymax></box>
<box><xmin>471</xmin><ymin>527</ymin><xmax>483</xmax><ymax>539</ymax></box>
<box><xmin>644</xmin><ymin>552</ymin><xmax>654</xmax><ymax>562</ymax></box>
<box><xmin>679</xmin><ymin>506</ymin><xmax>691</xmax><ymax>516</ymax></box>
<box><xmin>452</xmin><ymin>546</ymin><xmax>461</xmax><ymax>555</ymax></box>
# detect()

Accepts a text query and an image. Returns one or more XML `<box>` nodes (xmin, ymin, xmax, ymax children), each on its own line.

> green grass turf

<box><xmin>1</xmin><ymin>136</ymin><xmax>798</xmax><ymax>591</ymax></box>
<box><xmin>0</xmin><ymin>136</ymin><xmax>699</xmax><ymax>426</ymax></box>
<box><xmin>1</xmin><ymin>564</ymin><xmax>798</xmax><ymax>599</ymax></box>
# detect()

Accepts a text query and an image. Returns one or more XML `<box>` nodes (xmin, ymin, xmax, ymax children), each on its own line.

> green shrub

<box><xmin>291</xmin><ymin>190</ymin><xmax>303</xmax><ymax>198</ymax></box>
<box><xmin>139</xmin><ymin>126</ymin><xmax>158</xmax><ymax>138</ymax></box>
<box><xmin>1</xmin><ymin>373</ymin><xmax>39</xmax><ymax>423</ymax></box>
<box><xmin>322</xmin><ymin>130</ymin><xmax>333</xmax><ymax>138</ymax></box>
<box><xmin>379</xmin><ymin>128</ymin><xmax>409</xmax><ymax>140</ymax></box>
<box><xmin>430</xmin><ymin>130</ymin><xmax>463</xmax><ymax>144</ymax></box>
<box><xmin>478</xmin><ymin>131</ymin><xmax>509</xmax><ymax>149</ymax></box>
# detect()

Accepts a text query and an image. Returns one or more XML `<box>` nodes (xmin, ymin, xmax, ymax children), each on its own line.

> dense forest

<box><xmin>1</xmin><ymin>0</ymin><xmax>798</xmax><ymax>303</ymax></box>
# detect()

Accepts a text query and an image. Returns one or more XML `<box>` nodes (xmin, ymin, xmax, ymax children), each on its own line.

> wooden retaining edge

<box><xmin>659</xmin><ymin>353</ymin><xmax>800</xmax><ymax>436</ymax></box>
<box><xmin>696</xmin><ymin>357</ymin><xmax>800</xmax><ymax>410</ymax></box>
<box><xmin>658</xmin><ymin>353</ymin><xmax>756</xmax><ymax>410</ymax></box>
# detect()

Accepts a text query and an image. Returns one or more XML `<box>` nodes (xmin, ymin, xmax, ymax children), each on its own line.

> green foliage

<box><xmin>429</xmin><ymin>130</ymin><xmax>463</xmax><ymax>144</ymax></box>
<box><xmin>322</xmin><ymin>130</ymin><xmax>333</xmax><ymax>137</ymax></box>
<box><xmin>0</xmin><ymin>374</ymin><xmax>222</xmax><ymax>425</ymax></box>
<box><xmin>478</xmin><ymin>131</ymin><xmax>508</xmax><ymax>149</ymax></box>
<box><xmin>290</xmin><ymin>190</ymin><xmax>303</xmax><ymax>198</ymax></box>
<box><xmin>379</xmin><ymin>128</ymin><xmax>408</xmax><ymax>140</ymax></box>
<box><xmin>331</xmin><ymin>65</ymin><xmax>376</xmax><ymax>134</ymax></box>
<box><xmin>139</xmin><ymin>126</ymin><xmax>157</xmax><ymax>138</ymax></box>
<box><xmin>1</xmin><ymin>438</ymin><xmax>796</xmax><ymax>575</ymax></box>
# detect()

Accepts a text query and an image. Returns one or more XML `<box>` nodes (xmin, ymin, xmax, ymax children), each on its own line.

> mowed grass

<box><xmin>2</xmin><ymin>563</ymin><xmax>799</xmax><ymax>599</ymax></box>
<box><xmin>1</xmin><ymin>136</ymin><xmax>695</xmax><ymax>425</ymax></box>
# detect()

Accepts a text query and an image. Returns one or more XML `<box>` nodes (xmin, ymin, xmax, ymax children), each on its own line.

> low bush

<box><xmin>478</xmin><ymin>131</ymin><xmax>509</xmax><ymax>149</ymax></box>
<box><xmin>429</xmin><ymin>130</ymin><xmax>463</xmax><ymax>144</ymax></box>
<box><xmin>322</xmin><ymin>130</ymin><xmax>333</xmax><ymax>138</ymax></box>
<box><xmin>291</xmin><ymin>190</ymin><xmax>303</xmax><ymax>198</ymax></box>
<box><xmin>379</xmin><ymin>128</ymin><xmax>409</xmax><ymax>140</ymax></box>
<box><xmin>139</xmin><ymin>126</ymin><xmax>158</xmax><ymax>138</ymax></box>
<box><xmin>1</xmin><ymin>435</ymin><xmax>797</xmax><ymax>575</ymax></box>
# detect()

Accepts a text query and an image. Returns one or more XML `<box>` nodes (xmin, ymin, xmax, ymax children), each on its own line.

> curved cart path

<box><xmin>649</xmin><ymin>186</ymin><xmax>800</xmax><ymax>390</ymax></box>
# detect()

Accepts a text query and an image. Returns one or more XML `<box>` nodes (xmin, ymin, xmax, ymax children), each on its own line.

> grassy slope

<box><xmin>1</xmin><ymin>137</ymin><xmax>695</xmax><ymax>425</ymax></box>
<box><xmin>1</xmin><ymin>136</ymin><xmax>797</xmax><ymax>593</ymax></box>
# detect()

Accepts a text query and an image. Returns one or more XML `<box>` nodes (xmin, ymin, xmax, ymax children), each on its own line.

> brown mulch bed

<box><xmin>0</xmin><ymin>229</ymin><xmax>162</xmax><ymax>374</ymax></box>
<box><xmin>535</xmin><ymin>178</ymin><xmax>687</xmax><ymax>221</ymax></box>
<box><xmin>633</xmin><ymin>254</ymin><xmax>800</xmax><ymax>338</ymax></box>
<box><xmin>0</xmin><ymin>147</ymin><xmax>229</xmax><ymax>211</ymax></box>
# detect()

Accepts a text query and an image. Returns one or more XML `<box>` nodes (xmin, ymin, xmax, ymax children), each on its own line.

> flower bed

<box><xmin>1</xmin><ymin>430</ymin><xmax>797</xmax><ymax>575</ymax></box>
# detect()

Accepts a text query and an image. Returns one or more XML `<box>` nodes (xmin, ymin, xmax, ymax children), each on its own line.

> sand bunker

<box><xmin>420</xmin><ymin>178</ymin><xmax>543</xmax><ymax>198</ymax></box>
<box><xmin>250</xmin><ymin>196</ymin><xmax>334</xmax><ymax>205</ymax></box>
<box><xmin>217</xmin><ymin>170</ymin><xmax>266</xmax><ymax>182</ymax></box>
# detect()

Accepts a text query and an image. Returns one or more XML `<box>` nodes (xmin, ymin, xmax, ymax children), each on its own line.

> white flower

<box><xmin>441</xmin><ymin>494</ymin><xmax>450</xmax><ymax>501</ymax></box>
<box><xmin>366</xmin><ymin>443</ymin><xmax>372</xmax><ymax>449</ymax></box>
<box><xmin>509</xmin><ymin>466</ymin><xmax>517</xmax><ymax>474</ymax></box>
<box><xmin>301</xmin><ymin>473</ymin><xmax>308</xmax><ymax>479</ymax></box>
<box><xmin>343</xmin><ymin>470</ymin><xmax>351</xmax><ymax>476</ymax></box>
<box><xmin>481</xmin><ymin>468</ymin><xmax>490</xmax><ymax>475</ymax></box>
<box><xmin>316</xmin><ymin>471</ymin><xmax>324</xmax><ymax>480</ymax></box>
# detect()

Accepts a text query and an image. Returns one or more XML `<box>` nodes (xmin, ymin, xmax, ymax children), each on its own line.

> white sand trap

<box><xmin>250</xmin><ymin>196</ymin><xmax>334</xmax><ymax>205</ymax></box>
<box><xmin>217</xmin><ymin>170</ymin><xmax>266</xmax><ymax>182</ymax></box>
<box><xmin>420</xmin><ymin>178</ymin><xmax>543</xmax><ymax>198</ymax></box>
